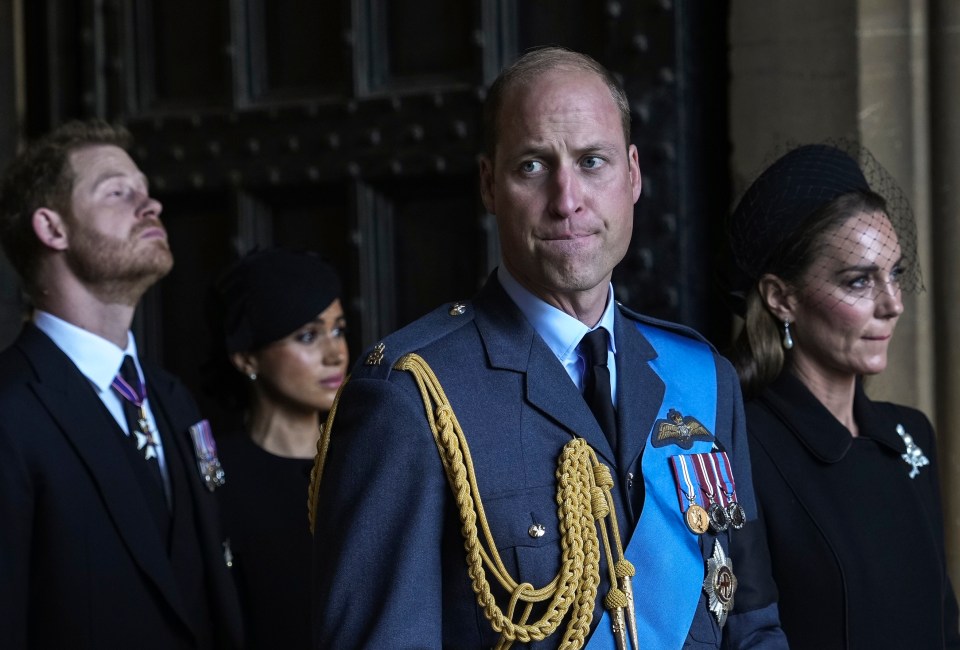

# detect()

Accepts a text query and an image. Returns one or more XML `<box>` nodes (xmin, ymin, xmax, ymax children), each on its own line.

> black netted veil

<box><xmin>722</xmin><ymin>141</ymin><xmax>923</xmax><ymax>315</ymax></box>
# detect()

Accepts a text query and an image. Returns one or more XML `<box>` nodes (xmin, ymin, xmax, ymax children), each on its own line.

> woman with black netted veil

<box><xmin>722</xmin><ymin>143</ymin><xmax>959</xmax><ymax>648</ymax></box>
<box><xmin>204</xmin><ymin>248</ymin><xmax>348</xmax><ymax>649</ymax></box>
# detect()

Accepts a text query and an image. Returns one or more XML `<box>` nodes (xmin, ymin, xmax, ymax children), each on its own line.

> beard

<box><xmin>66</xmin><ymin>219</ymin><xmax>174</xmax><ymax>305</ymax></box>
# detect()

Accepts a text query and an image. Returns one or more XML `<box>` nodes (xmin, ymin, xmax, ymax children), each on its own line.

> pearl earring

<box><xmin>782</xmin><ymin>320</ymin><xmax>794</xmax><ymax>350</ymax></box>
<box><xmin>248</xmin><ymin>372</ymin><xmax>257</xmax><ymax>381</ymax></box>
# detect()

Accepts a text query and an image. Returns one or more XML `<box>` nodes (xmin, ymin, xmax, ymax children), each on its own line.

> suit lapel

<box><xmin>473</xmin><ymin>277</ymin><xmax>616</xmax><ymax>465</ymax></box>
<box><xmin>614</xmin><ymin>307</ymin><xmax>665</xmax><ymax>472</ymax></box>
<box><xmin>18</xmin><ymin>326</ymin><xmax>195</xmax><ymax>637</ymax></box>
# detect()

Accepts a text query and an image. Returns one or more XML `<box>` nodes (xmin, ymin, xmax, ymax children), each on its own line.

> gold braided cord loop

<box><xmin>307</xmin><ymin>375</ymin><xmax>350</xmax><ymax>536</ymax></box>
<box><xmin>395</xmin><ymin>353</ymin><xmax>634</xmax><ymax>649</ymax></box>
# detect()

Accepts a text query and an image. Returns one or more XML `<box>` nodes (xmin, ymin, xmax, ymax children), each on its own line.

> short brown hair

<box><xmin>0</xmin><ymin>119</ymin><xmax>132</xmax><ymax>296</ymax></box>
<box><xmin>482</xmin><ymin>47</ymin><xmax>631</xmax><ymax>158</ymax></box>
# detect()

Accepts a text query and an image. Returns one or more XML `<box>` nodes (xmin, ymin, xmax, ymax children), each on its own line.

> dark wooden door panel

<box><xmin>21</xmin><ymin>0</ymin><xmax>731</xmax><ymax>417</ymax></box>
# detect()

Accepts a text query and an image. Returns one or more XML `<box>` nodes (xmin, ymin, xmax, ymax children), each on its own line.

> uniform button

<box><xmin>528</xmin><ymin>523</ymin><xmax>546</xmax><ymax>538</ymax></box>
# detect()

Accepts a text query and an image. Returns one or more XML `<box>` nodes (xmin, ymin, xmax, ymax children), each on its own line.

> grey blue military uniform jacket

<box><xmin>312</xmin><ymin>274</ymin><xmax>785</xmax><ymax>648</ymax></box>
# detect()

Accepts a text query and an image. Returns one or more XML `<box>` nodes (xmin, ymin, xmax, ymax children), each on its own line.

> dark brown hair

<box><xmin>0</xmin><ymin>119</ymin><xmax>132</xmax><ymax>296</ymax></box>
<box><xmin>730</xmin><ymin>190</ymin><xmax>889</xmax><ymax>397</ymax></box>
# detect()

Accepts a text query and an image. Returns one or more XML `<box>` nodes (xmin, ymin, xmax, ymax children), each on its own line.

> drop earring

<box><xmin>782</xmin><ymin>320</ymin><xmax>794</xmax><ymax>350</ymax></box>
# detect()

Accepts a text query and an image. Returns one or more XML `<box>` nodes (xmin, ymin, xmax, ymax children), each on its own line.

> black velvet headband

<box><xmin>721</xmin><ymin>142</ymin><xmax>921</xmax><ymax>316</ymax></box>
<box><xmin>728</xmin><ymin>144</ymin><xmax>870</xmax><ymax>282</ymax></box>
<box><xmin>212</xmin><ymin>248</ymin><xmax>341</xmax><ymax>353</ymax></box>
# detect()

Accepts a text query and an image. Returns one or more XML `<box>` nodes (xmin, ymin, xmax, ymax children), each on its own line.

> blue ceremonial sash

<box><xmin>586</xmin><ymin>323</ymin><xmax>717</xmax><ymax>649</ymax></box>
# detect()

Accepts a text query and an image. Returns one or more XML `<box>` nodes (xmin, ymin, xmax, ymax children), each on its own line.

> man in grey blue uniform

<box><xmin>311</xmin><ymin>48</ymin><xmax>786</xmax><ymax>649</ymax></box>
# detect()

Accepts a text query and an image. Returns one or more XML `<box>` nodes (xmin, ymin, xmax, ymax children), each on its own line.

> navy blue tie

<box><xmin>581</xmin><ymin>328</ymin><xmax>617</xmax><ymax>450</ymax></box>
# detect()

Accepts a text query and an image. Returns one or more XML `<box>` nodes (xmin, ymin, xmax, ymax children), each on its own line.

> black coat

<box><xmin>746</xmin><ymin>371</ymin><xmax>960</xmax><ymax>649</ymax></box>
<box><xmin>0</xmin><ymin>324</ymin><xmax>243</xmax><ymax>649</ymax></box>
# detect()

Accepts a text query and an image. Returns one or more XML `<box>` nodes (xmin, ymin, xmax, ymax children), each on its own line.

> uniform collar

<box><xmin>497</xmin><ymin>265</ymin><xmax>617</xmax><ymax>395</ymax></box>
<box><xmin>496</xmin><ymin>265</ymin><xmax>617</xmax><ymax>367</ymax></box>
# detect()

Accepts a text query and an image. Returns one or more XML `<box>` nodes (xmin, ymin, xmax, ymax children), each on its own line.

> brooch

<box><xmin>896</xmin><ymin>423</ymin><xmax>929</xmax><ymax>479</ymax></box>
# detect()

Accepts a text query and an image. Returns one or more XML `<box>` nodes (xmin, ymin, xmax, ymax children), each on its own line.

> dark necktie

<box><xmin>112</xmin><ymin>355</ymin><xmax>165</xmax><ymax>494</ymax></box>
<box><xmin>581</xmin><ymin>328</ymin><xmax>618</xmax><ymax>450</ymax></box>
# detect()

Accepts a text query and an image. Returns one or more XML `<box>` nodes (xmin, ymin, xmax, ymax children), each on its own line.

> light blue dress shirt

<box><xmin>497</xmin><ymin>266</ymin><xmax>618</xmax><ymax>402</ymax></box>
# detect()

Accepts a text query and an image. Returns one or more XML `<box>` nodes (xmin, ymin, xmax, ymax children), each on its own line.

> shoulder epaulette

<box><xmin>616</xmin><ymin>301</ymin><xmax>716</xmax><ymax>351</ymax></box>
<box><xmin>350</xmin><ymin>300</ymin><xmax>474</xmax><ymax>381</ymax></box>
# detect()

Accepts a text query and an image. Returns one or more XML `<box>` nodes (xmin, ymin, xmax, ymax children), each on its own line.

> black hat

<box><xmin>728</xmin><ymin>144</ymin><xmax>870</xmax><ymax>282</ymax></box>
<box><xmin>721</xmin><ymin>142</ymin><xmax>921</xmax><ymax>316</ymax></box>
<box><xmin>211</xmin><ymin>248</ymin><xmax>341</xmax><ymax>353</ymax></box>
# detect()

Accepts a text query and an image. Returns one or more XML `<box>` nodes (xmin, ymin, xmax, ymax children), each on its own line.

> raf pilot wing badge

<box><xmin>652</xmin><ymin>408</ymin><xmax>713</xmax><ymax>449</ymax></box>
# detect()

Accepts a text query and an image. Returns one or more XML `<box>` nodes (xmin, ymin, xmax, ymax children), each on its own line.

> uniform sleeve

<box><xmin>0</xmin><ymin>401</ymin><xmax>33</xmax><ymax>649</ymax></box>
<box><xmin>714</xmin><ymin>357</ymin><xmax>788</xmax><ymax>649</ymax></box>
<box><xmin>311</xmin><ymin>373</ymin><xmax>450</xmax><ymax>649</ymax></box>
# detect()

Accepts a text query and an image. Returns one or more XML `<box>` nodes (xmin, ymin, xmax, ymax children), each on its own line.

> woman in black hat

<box><xmin>205</xmin><ymin>248</ymin><xmax>348</xmax><ymax>649</ymax></box>
<box><xmin>723</xmin><ymin>144</ymin><xmax>959</xmax><ymax>648</ymax></box>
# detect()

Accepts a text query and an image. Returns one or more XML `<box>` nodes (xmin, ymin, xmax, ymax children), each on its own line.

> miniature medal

<box><xmin>695</xmin><ymin>453</ymin><xmax>730</xmax><ymax>533</ymax></box>
<box><xmin>685</xmin><ymin>502</ymin><xmax>710</xmax><ymax>535</ymax></box>
<box><xmin>726</xmin><ymin>501</ymin><xmax>746</xmax><ymax>530</ymax></box>
<box><xmin>703</xmin><ymin>539</ymin><xmax>737</xmax><ymax>627</ymax></box>
<box><xmin>711</xmin><ymin>453</ymin><xmax>745</xmax><ymax>530</ymax></box>
<box><xmin>707</xmin><ymin>502</ymin><xmax>730</xmax><ymax>533</ymax></box>
<box><xmin>188</xmin><ymin>419</ymin><xmax>225</xmax><ymax>491</ymax></box>
<box><xmin>672</xmin><ymin>454</ymin><xmax>709</xmax><ymax>534</ymax></box>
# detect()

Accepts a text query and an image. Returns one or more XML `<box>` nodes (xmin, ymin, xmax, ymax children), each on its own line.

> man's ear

<box><xmin>479</xmin><ymin>155</ymin><xmax>496</xmax><ymax>214</ymax></box>
<box><xmin>758</xmin><ymin>273</ymin><xmax>797</xmax><ymax>322</ymax></box>
<box><xmin>32</xmin><ymin>208</ymin><xmax>69</xmax><ymax>251</ymax></box>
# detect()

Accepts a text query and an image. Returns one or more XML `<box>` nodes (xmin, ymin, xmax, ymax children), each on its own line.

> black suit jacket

<box><xmin>0</xmin><ymin>324</ymin><xmax>243</xmax><ymax>649</ymax></box>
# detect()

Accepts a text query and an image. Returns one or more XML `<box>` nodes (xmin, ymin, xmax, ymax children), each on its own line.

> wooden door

<box><xmin>18</xmin><ymin>0</ymin><xmax>730</xmax><ymax>428</ymax></box>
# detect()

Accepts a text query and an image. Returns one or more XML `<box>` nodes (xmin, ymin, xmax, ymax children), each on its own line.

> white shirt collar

<box><xmin>33</xmin><ymin>310</ymin><xmax>140</xmax><ymax>393</ymax></box>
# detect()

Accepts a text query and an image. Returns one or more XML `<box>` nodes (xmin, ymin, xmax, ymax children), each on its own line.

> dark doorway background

<box><xmin>19</xmin><ymin>0</ymin><xmax>731</xmax><ymax>433</ymax></box>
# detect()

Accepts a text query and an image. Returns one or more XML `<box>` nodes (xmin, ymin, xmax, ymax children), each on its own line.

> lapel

<box><xmin>613</xmin><ymin>308</ymin><xmax>666</xmax><ymax>471</ymax></box>
<box><xmin>472</xmin><ymin>277</ymin><xmax>616</xmax><ymax>466</ymax></box>
<box><xmin>145</xmin><ymin>362</ymin><xmax>245</xmax><ymax>647</ymax></box>
<box><xmin>17</xmin><ymin>325</ymin><xmax>196</xmax><ymax>637</ymax></box>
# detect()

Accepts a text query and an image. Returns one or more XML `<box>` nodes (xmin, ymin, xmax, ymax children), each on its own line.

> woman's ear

<box><xmin>758</xmin><ymin>274</ymin><xmax>797</xmax><ymax>322</ymax></box>
<box><xmin>229</xmin><ymin>351</ymin><xmax>257</xmax><ymax>377</ymax></box>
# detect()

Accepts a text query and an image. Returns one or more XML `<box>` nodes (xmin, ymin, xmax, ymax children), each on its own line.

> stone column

<box><xmin>930</xmin><ymin>0</ymin><xmax>960</xmax><ymax>591</ymax></box>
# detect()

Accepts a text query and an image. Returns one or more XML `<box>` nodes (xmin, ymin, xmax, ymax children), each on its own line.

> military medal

<box><xmin>134</xmin><ymin>409</ymin><xmax>160</xmax><ymax>460</ymax></box>
<box><xmin>670</xmin><ymin>454</ymin><xmax>710</xmax><ymax>535</ymax></box>
<box><xmin>726</xmin><ymin>501</ymin><xmax>746</xmax><ymax>529</ymax></box>
<box><xmin>695</xmin><ymin>454</ymin><xmax>729</xmax><ymax>533</ymax></box>
<box><xmin>686</xmin><ymin>503</ymin><xmax>710</xmax><ymax>535</ymax></box>
<box><xmin>713</xmin><ymin>453</ymin><xmax>745</xmax><ymax>530</ymax></box>
<box><xmin>112</xmin><ymin>366</ymin><xmax>160</xmax><ymax>461</ymax></box>
<box><xmin>189</xmin><ymin>419</ymin><xmax>225</xmax><ymax>491</ymax></box>
<box><xmin>679</xmin><ymin>455</ymin><xmax>709</xmax><ymax>534</ymax></box>
<box><xmin>703</xmin><ymin>539</ymin><xmax>737</xmax><ymax>627</ymax></box>
<box><xmin>896</xmin><ymin>423</ymin><xmax>930</xmax><ymax>479</ymax></box>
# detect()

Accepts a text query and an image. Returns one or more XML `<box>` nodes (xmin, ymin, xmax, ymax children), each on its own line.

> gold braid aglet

<box><xmin>307</xmin><ymin>374</ymin><xmax>351</xmax><ymax>535</ymax></box>
<box><xmin>394</xmin><ymin>352</ymin><xmax>641</xmax><ymax>649</ymax></box>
